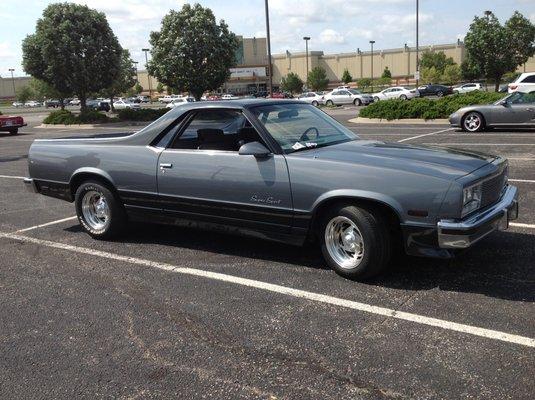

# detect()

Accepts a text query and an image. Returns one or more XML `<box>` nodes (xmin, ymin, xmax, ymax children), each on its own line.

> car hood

<box><xmin>294</xmin><ymin>140</ymin><xmax>496</xmax><ymax>180</ymax></box>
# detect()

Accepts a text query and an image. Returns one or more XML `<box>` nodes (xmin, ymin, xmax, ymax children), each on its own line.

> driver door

<box><xmin>157</xmin><ymin>109</ymin><xmax>293</xmax><ymax>232</ymax></box>
<box><xmin>492</xmin><ymin>93</ymin><xmax>535</xmax><ymax>125</ymax></box>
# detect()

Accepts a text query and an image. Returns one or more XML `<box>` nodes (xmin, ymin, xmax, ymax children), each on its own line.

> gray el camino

<box><xmin>25</xmin><ymin>100</ymin><xmax>518</xmax><ymax>279</ymax></box>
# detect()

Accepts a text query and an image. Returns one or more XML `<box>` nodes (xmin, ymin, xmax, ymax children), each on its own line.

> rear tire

<box><xmin>373</xmin><ymin>96</ymin><xmax>380</xmax><ymax>102</ymax></box>
<box><xmin>312</xmin><ymin>100</ymin><xmax>319</xmax><ymax>107</ymax></box>
<box><xmin>9</xmin><ymin>129</ymin><xmax>18</xmax><ymax>135</ymax></box>
<box><xmin>400</xmin><ymin>94</ymin><xmax>407</xmax><ymax>100</ymax></box>
<box><xmin>436</xmin><ymin>91</ymin><xmax>444</xmax><ymax>97</ymax></box>
<box><xmin>326</xmin><ymin>100</ymin><xmax>334</xmax><ymax>106</ymax></box>
<box><xmin>75</xmin><ymin>181</ymin><xmax>126</xmax><ymax>240</ymax></box>
<box><xmin>319</xmin><ymin>204</ymin><xmax>391</xmax><ymax>280</ymax></box>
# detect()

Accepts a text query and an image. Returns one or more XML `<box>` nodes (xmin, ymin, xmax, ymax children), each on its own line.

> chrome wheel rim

<box><xmin>81</xmin><ymin>190</ymin><xmax>110</xmax><ymax>231</ymax></box>
<box><xmin>464</xmin><ymin>113</ymin><xmax>481</xmax><ymax>132</ymax></box>
<box><xmin>325</xmin><ymin>216</ymin><xmax>365</xmax><ymax>270</ymax></box>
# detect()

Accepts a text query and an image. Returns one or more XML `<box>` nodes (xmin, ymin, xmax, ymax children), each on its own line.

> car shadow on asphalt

<box><xmin>66</xmin><ymin>223</ymin><xmax>534</xmax><ymax>302</ymax></box>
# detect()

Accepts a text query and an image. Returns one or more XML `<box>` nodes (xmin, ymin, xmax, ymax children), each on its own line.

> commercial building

<box><xmin>2</xmin><ymin>38</ymin><xmax>535</xmax><ymax>99</ymax></box>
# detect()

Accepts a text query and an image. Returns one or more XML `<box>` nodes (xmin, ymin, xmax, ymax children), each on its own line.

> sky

<box><xmin>1</xmin><ymin>0</ymin><xmax>534</xmax><ymax>77</ymax></box>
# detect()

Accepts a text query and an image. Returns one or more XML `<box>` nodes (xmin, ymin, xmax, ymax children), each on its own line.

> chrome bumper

<box><xmin>437</xmin><ymin>185</ymin><xmax>518</xmax><ymax>249</ymax></box>
<box><xmin>23</xmin><ymin>177</ymin><xmax>39</xmax><ymax>193</ymax></box>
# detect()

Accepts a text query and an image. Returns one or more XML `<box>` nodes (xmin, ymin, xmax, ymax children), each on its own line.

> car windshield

<box><xmin>348</xmin><ymin>89</ymin><xmax>362</xmax><ymax>95</ymax></box>
<box><xmin>251</xmin><ymin>103</ymin><xmax>359</xmax><ymax>154</ymax></box>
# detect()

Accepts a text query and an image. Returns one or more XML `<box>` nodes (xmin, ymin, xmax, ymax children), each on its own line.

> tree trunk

<box><xmin>110</xmin><ymin>95</ymin><xmax>115</xmax><ymax>113</ymax></box>
<box><xmin>494</xmin><ymin>75</ymin><xmax>502</xmax><ymax>92</ymax></box>
<box><xmin>60</xmin><ymin>97</ymin><xmax>65</xmax><ymax>110</ymax></box>
<box><xmin>80</xmin><ymin>95</ymin><xmax>87</xmax><ymax>112</ymax></box>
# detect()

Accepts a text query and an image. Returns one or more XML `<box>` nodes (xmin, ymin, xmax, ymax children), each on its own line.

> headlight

<box><xmin>462</xmin><ymin>183</ymin><xmax>482</xmax><ymax>217</ymax></box>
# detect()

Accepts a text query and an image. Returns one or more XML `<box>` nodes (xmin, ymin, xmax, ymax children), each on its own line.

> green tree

<box><xmin>134</xmin><ymin>82</ymin><xmax>143</xmax><ymax>95</ymax></box>
<box><xmin>147</xmin><ymin>3</ymin><xmax>239</xmax><ymax>100</ymax></box>
<box><xmin>28</xmin><ymin>78</ymin><xmax>67</xmax><ymax>108</ymax></box>
<box><xmin>356</xmin><ymin>78</ymin><xmax>372</xmax><ymax>90</ymax></box>
<box><xmin>421</xmin><ymin>66</ymin><xmax>442</xmax><ymax>84</ymax></box>
<box><xmin>460</xmin><ymin>57</ymin><xmax>482</xmax><ymax>81</ymax></box>
<box><xmin>307</xmin><ymin>67</ymin><xmax>329</xmax><ymax>91</ymax></box>
<box><xmin>341</xmin><ymin>68</ymin><xmax>353</xmax><ymax>84</ymax></box>
<box><xmin>156</xmin><ymin>82</ymin><xmax>165</xmax><ymax>94</ymax></box>
<box><xmin>16</xmin><ymin>86</ymin><xmax>33</xmax><ymax>103</ymax></box>
<box><xmin>100</xmin><ymin>49</ymin><xmax>136</xmax><ymax>111</ymax></box>
<box><xmin>420</xmin><ymin>51</ymin><xmax>455</xmax><ymax>74</ymax></box>
<box><xmin>465</xmin><ymin>11</ymin><xmax>535</xmax><ymax>91</ymax></box>
<box><xmin>381</xmin><ymin>66</ymin><xmax>392</xmax><ymax>79</ymax></box>
<box><xmin>280</xmin><ymin>72</ymin><xmax>304</xmax><ymax>94</ymax></box>
<box><xmin>22</xmin><ymin>3</ymin><xmax>122</xmax><ymax>109</ymax></box>
<box><xmin>441</xmin><ymin>64</ymin><xmax>462</xmax><ymax>85</ymax></box>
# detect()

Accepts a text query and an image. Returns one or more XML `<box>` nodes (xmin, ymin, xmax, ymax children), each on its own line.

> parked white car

<box><xmin>24</xmin><ymin>100</ymin><xmax>42</xmax><ymax>107</ymax></box>
<box><xmin>221</xmin><ymin>94</ymin><xmax>240</xmax><ymax>100</ymax></box>
<box><xmin>297</xmin><ymin>92</ymin><xmax>325</xmax><ymax>106</ymax></box>
<box><xmin>453</xmin><ymin>83</ymin><xmax>482</xmax><ymax>94</ymax></box>
<box><xmin>166</xmin><ymin>97</ymin><xmax>195</xmax><ymax>108</ymax></box>
<box><xmin>113</xmin><ymin>100</ymin><xmax>140</xmax><ymax>110</ymax></box>
<box><xmin>12</xmin><ymin>102</ymin><xmax>24</xmax><ymax>107</ymax></box>
<box><xmin>372</xmin><ymin>87</ymin><xmax>419</xmax><ymax>101</ymax></box>
<box><xmin>69</xmin><ymin>98</ymin><xmax>81</xmax><ymax>106</ymax></box>
<box><xmin>324</xmin><ymin>89</ymin><xmax>374</xmax><ymax>106</ymax></box>
<box><xmin>159</xmin><ymin>95</ymin><xmax>182</xmax><ymax>103</ymax></box>
<box><xmin>508</xmin><ymin>72</ymin><xmax>535</xmax><ymax>93</ymax></box>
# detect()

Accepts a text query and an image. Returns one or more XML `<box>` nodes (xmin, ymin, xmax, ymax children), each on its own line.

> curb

<box><xmin>349</xmin><ymin>117</ymin><xmax>450</xmax><ymax>125</ymax></box>
<box><xmin>36</xmin><ymin>122</ymin><xmax>147</xmax><ymax>129</ymax></box>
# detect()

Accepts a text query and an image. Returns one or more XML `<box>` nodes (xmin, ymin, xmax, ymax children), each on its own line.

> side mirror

<box><xmin>239</xmin><ymin>141</ymin><xmax>271</xmax><ymax>158</ymax></box>
<box><xmin>499</xmin><ymin>100</ymin><xmax>510</xmax><ymax>107</ymax></box>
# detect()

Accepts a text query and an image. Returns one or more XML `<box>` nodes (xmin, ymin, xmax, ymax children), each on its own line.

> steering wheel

<box><xmin>299</xmin><ymin>127</ymin><xmax>319</xmax><ymax>142</ymax></box>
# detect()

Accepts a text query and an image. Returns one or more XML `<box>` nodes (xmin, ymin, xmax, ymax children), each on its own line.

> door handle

<box><xmin>159</xmin><ymin>163</ymin><xmax>173</xmax><ymax>169</ymax></box>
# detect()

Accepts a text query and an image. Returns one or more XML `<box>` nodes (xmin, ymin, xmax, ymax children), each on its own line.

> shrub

<box><xmin>116</xmin><ymin>108</ymin><xmax>169</xmax><ymax>121</ymax></box>
<box><xmin>43</xmin><ymin>109</ymin><xmax>110</xmax><ymax>124</ymax></box>
<box><xmin>359</xmin><ymin>91</ymin><xmax>505</xmax><ymax>120</ymax></box>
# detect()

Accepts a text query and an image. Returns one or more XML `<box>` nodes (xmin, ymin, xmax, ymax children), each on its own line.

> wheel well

<box><xmin>69</xmin><ymin>173</ymin><xmax>116</xmax><ymax>200</ymax></box>
<box><xmin>310</xmin><ymin>197</ymin><xmax>402</xmax><ymax>241</ymax></box>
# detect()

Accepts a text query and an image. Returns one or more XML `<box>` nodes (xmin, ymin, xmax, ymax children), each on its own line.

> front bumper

<box><xmin>437</xmin><ymin>185</ymin><xmax>518</xmax><ymax>249</ymax></box>
<box><xmin>24</xmin><ymin>178</ymin><xmax>39</xmax><ymax>193</ymax></box>
<box><xmin>449</xmin><ymin>113</ymin><xmax>461</xmax><ymax>127</ymax></box>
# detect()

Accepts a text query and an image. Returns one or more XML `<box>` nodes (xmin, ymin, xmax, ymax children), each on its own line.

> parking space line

<box><xmin>0</xmin><ymin>175</ymin><xmax>25</xmax><ymax>180</ymax></box>
<box><xmin>397</xmin><ymin>128</ymin><xmax>454</xmax><ymax>143</ymax></box>
<box><xmin>510</xmin><ymin>222</ymin><xmax>535</xmax><ymax>229</ymax></box>
<box><xmin>510</xmin><ymin>179</ymin><xmax>535</xmax><ymax>183</ymax></box>
<box><xmin>423</xmin><ymin>143</ymin><xmax>535</xmax><ymax>146</ymax></box>
<box><xmin>15</xmin><ymin>216</ymin><xmax>78</xmax><ymax>233</ymax></box>
<box><xmin>0</xmin><ymin>231</ymin><xmax>533</xmax><ymax>348</ymax></box>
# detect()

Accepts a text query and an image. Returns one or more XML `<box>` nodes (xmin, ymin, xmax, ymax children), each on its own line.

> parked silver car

<box><xmin>25</xmin><ymin>100</ymin><xmax>518</xmax><ymax>279</ymax></box>
<box><xmin>449</xmin><ymin>91</ymin><xmax>535</xmax><ymax>132</ymax></box>
<box><xmin>297</xmin><ymin>92</ymin><xmax>325</xmax><ymax>106</ymax></box>
<box><xmin>324</xmin><ymin>89</ymin><xmax>374</xmax><ymax>106</ymax></box>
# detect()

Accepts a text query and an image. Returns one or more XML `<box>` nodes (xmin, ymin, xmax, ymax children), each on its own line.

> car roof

<box><xmin>176</xmin><ymin>99</ymin><xmax>302</xmax><ymax>110</ymax></box>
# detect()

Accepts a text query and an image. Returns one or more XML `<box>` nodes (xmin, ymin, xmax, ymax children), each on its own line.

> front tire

<box><xmin>373</xmin><ymin>96</ymin><xmax>380</xmax><ymax>102</ymax></box>
<box><xmin>400</xmin><ymin>94</ymin><xmax>407</xmax><ymax>100</ymax></box>
<box><xmin>462</xmin><ymin>112</ymin><xmax>485</xmax><ymax>132</ymax></box>
<box><xmin>326</xmin><ymin>100</ymin><xmax>334</xmax><ymax>106</ymax></box>
<box><xmin>319</xmin><ymin>204</ymin><xmax>391</xmax><ymax>280</ymax></box>
<box><xmin>353</xmin><ymin>98</ymin><xmax>362</xmax><ymax>106</ymax></box>
<box><xmin>312</xmin><ymin>100</ymin><xmax>319</xmax><ymax>107</ymax></box>
<box><xmin>75</xmin><ymin>181</ymin><xmax>126</xmax><ymax>239</ymax></box>
<box><xmin>9</xmin><ymin>129</ymin><xmax>18</xmax><ymax>135</ymax></box>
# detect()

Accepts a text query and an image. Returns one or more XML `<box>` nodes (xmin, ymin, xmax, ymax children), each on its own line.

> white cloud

<box><xmin>318</xmin><ymin>29</ymin><xmax>345</xmax><ymax>45</ymax></box>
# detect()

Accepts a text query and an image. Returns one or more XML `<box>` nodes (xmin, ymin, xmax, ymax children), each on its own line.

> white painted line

<box><xmin>15</xmin><ymin>216</ymin><xmax>78</xmax><ymax>233</ymax></box>
<box><xmin>0</xmin><ymin>231</ymin><xmax>533</xmax><ymax>348</ymax></box>
<box><xmin>510</xmin><ymin>222</ymin><xmax>535</xmax><ymax>229</ymax></box>
<box><xmin>423</xmin><ymin>143</ymin><xmax>535</xmax><ymax>146</ymax></box>
<box><xmin>510</xmin><ymin>179</ymin><xmax>535</xmax><ymax>183</ymax></box>
<box><xmin>397</xmin><ymin>128</ymin><xmax>454</xmax><ymax>143</ymax></box>
<box><xmin>507</xmin><ymin>158</ymin><xmax>535</xmax><ymax>161</ymax></box>
<box><xmin>0</xmin><ymin>174</ymin><xmax>25</xmax><ymax>180</ymax></box>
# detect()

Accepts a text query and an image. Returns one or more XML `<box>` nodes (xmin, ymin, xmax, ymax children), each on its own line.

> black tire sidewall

<box><xmin>354</xmin><ymin>99</ymin><xmax>361</xmax><ymax>106</ymax></box>
<box><xmin>75</xmin><ymin>181</ymin><xmax>124</xmax><ymax>239</ymax></box>
<box><xmin>319</xmin><ymin>204</ymin><xmax>390</xmax><ymax>279</ymax></box>
<box><xmin>326</xmin><ymin>100</ymin><xmax>334</xmax><ymax>106</ymax></box>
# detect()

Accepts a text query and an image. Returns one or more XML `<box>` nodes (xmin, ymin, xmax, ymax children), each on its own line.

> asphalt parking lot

<box><xmin>1</xmin><ymin>112</ymin><xmax>534</xmax><ymax>399</ymax></box>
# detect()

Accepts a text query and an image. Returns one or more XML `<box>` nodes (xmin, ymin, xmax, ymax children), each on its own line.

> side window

<box><xmin>339</xmin><ymin>90</ymin><xmax>350</xmax><ymax>95</ymax></box>
<box><xmin>522</xmin><ymin>75</ymin><xmax>535</xmax><ymax>83</ymax></box>
<box><xmin>170</xmin><ymin>110</ymin><xmax>260</xmax><ymax>151</ymax></box>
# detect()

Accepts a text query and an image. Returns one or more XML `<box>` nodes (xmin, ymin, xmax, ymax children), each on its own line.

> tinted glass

<box><xmin>521</xmin><ymin>75</ymin><xmax>535</xmax><ymax>83</ymax></box>
<box><xmin>348</xmin><ymin>89</ymin><xmax>362</xmax><ymax>95</ymax></box>
<box><xmin>509</xmin><ymin>91</ymin><xmax>535</xmax><ymax>104</ymax></box>
<box><xmin>251</xmin><ymin>103</ymin><xmax>358</xmax><ymax>154</ymax></box>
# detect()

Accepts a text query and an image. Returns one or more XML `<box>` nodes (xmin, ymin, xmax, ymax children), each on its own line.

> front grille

<box><xmin>480</xmin><ymin>167</ymin><xmax>508</xmax><ymax>208</ymax></box>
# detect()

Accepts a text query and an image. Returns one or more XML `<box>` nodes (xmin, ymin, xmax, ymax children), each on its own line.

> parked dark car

<box><xmin>417</xmin><ymin>84</ymin><xmax>453</xmax><ymax>97</ymax></box>
<box><xmin>45</xmin><ymin>99</ymin><xmax>62</xmax><ymax>108</ymax></box>
<box><xmin>86</xmin><ymin>100</ymin><xmax>111</xmax><ymax>112</ymax></box>
<box><xmin>25</xmin><ymin>99</ymin><xmax>518</xmax><ymax>280</ymax></box>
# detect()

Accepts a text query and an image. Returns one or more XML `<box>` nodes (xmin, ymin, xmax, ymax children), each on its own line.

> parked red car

<box><xmin>0</xmin><ymin>115</ymin><xmax>26</xmax><ymax>135</ymax></box>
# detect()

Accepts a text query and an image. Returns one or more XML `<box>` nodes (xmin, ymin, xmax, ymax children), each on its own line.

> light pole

<box><xmin>8</xmin><ymin>68</ymin><xmax>15</xmax><ymax>97</ymax></box>
<box><xmin>265</xmin><ymin>0</ymin><xmax>273</xmax><ymax>96</ymax></box>
<box><xmin>142</xmin><ymin>48</ymin><xmax>153</xmax><ymax>103</ymax></box>
<box><xmin>133</xmin><ymin>61</ymin><xmax>139</xmax><ymax>83</ymax></box>
<box><xmin>416</xmin><ymin>0</ymin><xmax>419</xmax><ymax>87</ymax></box>
<box><xmin>303</xmin><ymin>36</ymin><xmax>310</xmax><ymax>84</ymax></box>
<box><xmin>369</xmin><ymin>40</ymin><xmax>375</xmax><ymax>93</ymax></box>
